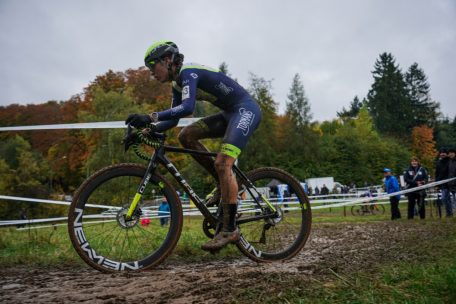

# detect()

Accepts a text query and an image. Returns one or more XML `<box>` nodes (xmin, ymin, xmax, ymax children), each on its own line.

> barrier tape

<box><xmin>0</xmin><ymin>119</ymin><xmax>200</xmax><ymax>132</ymax></box>
<box><xmin>311</xmin><ymin>177</ymin><xmax>456</xmax><ymax>209</ymax></box>
<box><xmin>1</xmin><ymin>177</ymin><xmax>453</xmax><ymax>229</ymax></box>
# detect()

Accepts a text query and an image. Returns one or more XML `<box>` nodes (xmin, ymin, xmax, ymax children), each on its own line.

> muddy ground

<box><xmin>0</xmin><ymin>220</ymin><xmax>451</xmax><ymax>303</ymax></box>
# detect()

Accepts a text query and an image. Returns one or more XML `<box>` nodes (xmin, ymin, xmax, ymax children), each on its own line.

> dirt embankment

<box><xmin>0</xmin><ymin>221</ymin><xmax>450</xmax><ymax>303</ymax></box>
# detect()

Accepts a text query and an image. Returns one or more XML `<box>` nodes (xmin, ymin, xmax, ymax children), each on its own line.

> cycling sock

<box><xmin>223</xmin><ymin>203</ymin><xmax>237</xmax><ymax>232</ymax></box>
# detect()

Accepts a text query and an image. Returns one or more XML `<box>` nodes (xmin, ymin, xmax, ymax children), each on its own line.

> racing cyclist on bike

<box><xmin>125</xmin><ymin>41</ymin><xmax>262</xmax><ymax>251</ymax></box>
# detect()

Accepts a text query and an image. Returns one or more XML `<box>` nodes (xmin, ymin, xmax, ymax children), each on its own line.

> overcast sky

<box><xmin>1</xmin><ymin>0</ymin><xmax>455</xmax><ymax>122</ymax></box>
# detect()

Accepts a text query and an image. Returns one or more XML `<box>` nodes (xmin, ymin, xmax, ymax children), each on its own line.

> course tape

<box><xmin>0</xmin><ymin>119</ymin><xmax>200</xmax><ymax>132</ymax></box>
<box><xmin>311</xmin><ymin>177</ymin><xmax>456</xmax><ymax>209</ymax></box>
<box><xmin>1</xmin><ymin>177</ymin><xmax>454</xmax><ymax>228</ymax></box>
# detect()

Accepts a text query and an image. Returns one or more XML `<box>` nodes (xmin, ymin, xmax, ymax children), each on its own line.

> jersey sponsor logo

<box><xmin>182</xmin><ymin>85</ymin><xmax>190</xmax><ymax>100</ymax></box>
<box><xmin>171</xmin><ymin>105</ymin><xmax>185</xmax><ymax>116</ymax></box>
<box><xmin>182</xmin><ymin>79</ymin><xmax>189</xmax><ymax>85</ymax></box>
<box><xmin>190</xmin><ymin>73</ymin><xmax>198</xmax><ymax>79</ymax></box>
<box><xmin>236</xmin><ymin>108</ymin><xmax>255</xmax><ymax>136</ymax></box>
<box><xmin>215</xmin><ymin>81</ymin><xmax>233</xmax><ymax>96</ymax></box>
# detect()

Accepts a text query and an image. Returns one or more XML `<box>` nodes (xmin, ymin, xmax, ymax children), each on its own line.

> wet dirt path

<box><xmin>0</xmin><ymin>221</ymin><xmax>450</xmax><ymax>303</ymax></box>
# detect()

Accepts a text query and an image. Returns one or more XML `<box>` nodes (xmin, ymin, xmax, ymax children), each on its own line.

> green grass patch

<box><xmin>229</xmin><ymin>219</ymin><xmax>456</xmax><ymax>304</ymax></box>
<box><xmin>0</xmin><ymin>217</ymin><xmax>242</xmax><ymax>267</ymax></box>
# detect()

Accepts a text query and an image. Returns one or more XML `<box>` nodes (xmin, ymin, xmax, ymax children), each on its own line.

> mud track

<box><xmin>0</xmin><ymin>221</ymin><xmax>450</xmax><ymax>303</ymax></box>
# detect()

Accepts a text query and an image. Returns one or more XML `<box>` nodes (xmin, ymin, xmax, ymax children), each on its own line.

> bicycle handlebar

<box><xmin>123</xmin><ymin>124</ymin><xmax>166</xmax><ymax>153</ymax></box>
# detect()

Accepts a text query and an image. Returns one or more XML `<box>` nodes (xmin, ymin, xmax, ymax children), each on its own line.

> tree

<box><xmin>405</xmin><ymin>63</ymin><xmax>440</xmax><ymax>127</ymax></box>
<box><xmin>434</xmin><ymin>116</ymin><xmax>456</xmax><ymax>150</ymax></box>
<box><xmin>286</xmin><ymin>73</ymin><xmax>312</xmax><ymax>127</ymax></box>
<box><xmin>218</xmin><ymin>62</ymin><xmax>230</xmax><ymax>76</ymax></box>
<box><xmin>366</xmin><ymin>52</ymin><xmax>411</xmax><ymax>137</ymax></box>
<box><xmin>337</xmin><ymin>96</ymin><xmax>364</xmax><ymax>121</ymax></box>
<box><xmin>316</xmin><ymin>108</ymin><xmax>409</xmax><ymax>185</ymax></box>
<box><xmin>240</xmin><ymin>73</ymin><xmax>278</xmax><ymax>170</ymax></box>
<box><xmin>78</xmin><ymin>88</ymin><xmax>147</xmax><ymax>173</ymax></box>
<box><xmin>410</xmin><ymin>125</ymin><xmax>437</xmax><ymax>171</ymax></box>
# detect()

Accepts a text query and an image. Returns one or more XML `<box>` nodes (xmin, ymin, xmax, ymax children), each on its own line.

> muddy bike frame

<box><xmin>125</xmin><ymin>131</ymin><xmax>277</xmax><ymax>226</ymax></box>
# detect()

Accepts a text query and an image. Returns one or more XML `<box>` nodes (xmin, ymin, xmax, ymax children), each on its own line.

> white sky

<box><xmin>1</xmin><ymin>0</ymin><xmax>455</xmax><ymax>121</ymax></box>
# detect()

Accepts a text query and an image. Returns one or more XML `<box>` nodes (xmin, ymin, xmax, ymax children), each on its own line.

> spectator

<box><xmin>321</xmin><ymin>184</ymin><xmax>329</xmax><ymax>196</ymax></box>
<box><xmin>158</xmin><ymin>200</ymin><xmax>170</xmax><ymax>226</ymax></box>
<box><xmin>307</xmin><ymin>186</ymin><xmax>313</xmax><ymax>196</ymax></box>
<box><xmin>403</xmin><ymin>157</ymin><xmax>428</xmax><ymax>219</ymax></box>
<box><xmin>17</xmin><ymin>209</ymin><xmax>27</xmax><ymax>228</ymax></box>
<box><xmin>435</xmin><ymin>148</ymin><xmax>452</xmax><ymax>217</ymax></box>
<box><xmin>314</xmin><ymin>186</ymin><xmax>320</xmax><ymax>196</ymax></box>
<box><xmin>449</xmin><ymin>148</ymin><xmax>456</xmax><ymax>208</ymax></box>
<box><xmin>383</xmin><ymin>168</ymin><xmax>401</xmax><ymax>220</ymax></box>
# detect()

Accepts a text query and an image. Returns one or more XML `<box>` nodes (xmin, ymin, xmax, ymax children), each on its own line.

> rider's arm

<box><xmin>153</xmin><ymin>86</ymin><xmax>182</xmax><ymax>132</ymax></box>
<box><xmin>155</xmin><ymin>71</ymin><xmax>198</xmax><ymax>121</ymax></box>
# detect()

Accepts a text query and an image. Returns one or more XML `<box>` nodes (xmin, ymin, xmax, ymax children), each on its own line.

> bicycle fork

<box><xmin>125</xmin><ymin>151</ymin><xmax>160</xmax><ymax>220</ymax></box>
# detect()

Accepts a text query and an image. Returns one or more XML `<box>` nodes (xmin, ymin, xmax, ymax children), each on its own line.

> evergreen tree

<box><xmin>286</xmin><ymin>73</ymin><xmax>312</xmax><ymax>127</ymax></box>
<box><xmin>434</xmin><ymin>116</ymin><xmax>456</xmax><ymax>150</ymax></box>
<box><xmin>240</xmin><ymin>73</ymin><xmax>278</xmax><ymax>170</ymax></box>
<box><xmin>279</xmin><ymin>74</ymin><xmax>318</xmax><ymax>179</ymax></box>
<box><xmin>366</xmin><ymin>53</ymin><xmax>411</xmax><ymax>137</ymax></box>
<box><xmin>337</xmin><ymin>96</ymin><xmax>364</xmax><ymax>120</ymax></box>
<box><xmin>218</xmin><ymin>62</ymin><xmax>230</xmax><ymax>76</ymax></box>
<box><xmin>405</xmin><ymin>63</ymin><xmax>440</xmax><ymax>127</ymax></box>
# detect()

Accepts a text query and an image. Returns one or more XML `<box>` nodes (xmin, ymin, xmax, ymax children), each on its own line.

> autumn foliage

<box><xmin>411</xmin><ymin>125</ymin><xmax>437</xmax><ymax>171</ymax></box>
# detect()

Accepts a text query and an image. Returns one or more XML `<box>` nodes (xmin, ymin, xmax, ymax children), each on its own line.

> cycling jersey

<box><xmin>156</xmin><ymin>63</ymin><xmax>253</xmax><ymax>120</ymax></box>
<box><xmin>155</xmin><ymin>63</ymin><xmax>261</xmax><ymax>158</ymax></box>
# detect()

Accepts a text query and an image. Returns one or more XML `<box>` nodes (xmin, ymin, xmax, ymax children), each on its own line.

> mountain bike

<box><xmin>68</xmin><ymin>126</ymin><xmax>312</xmax><ymax>272</ymax></box>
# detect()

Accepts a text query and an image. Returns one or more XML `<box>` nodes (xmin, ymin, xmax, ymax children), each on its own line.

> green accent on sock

<box><xmin>220</xmin><ymin>143</ymin><xmax>241</xmax><ymax>159</ymax></box>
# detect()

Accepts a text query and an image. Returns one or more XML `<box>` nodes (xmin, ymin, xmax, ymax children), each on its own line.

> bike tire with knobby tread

<box><xmin>236</xmin><ymin>167</ymin><xmax>312</xmax><ymax>262</ymax></box>
<box><xmin>68</xmin><ymin>163</ymin><xmax>183</xmax><ymax>272</ymax></box>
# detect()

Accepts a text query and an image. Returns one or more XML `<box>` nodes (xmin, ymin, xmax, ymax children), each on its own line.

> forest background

<box><xmin>1</xmin><ymin>52</ymin><xmax>455</xmax><ymax>219</ymax></box>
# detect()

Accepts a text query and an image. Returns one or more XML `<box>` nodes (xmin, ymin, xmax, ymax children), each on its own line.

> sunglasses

<box><xmin>145</xmin><ymin>56</ymin><xmax>160</xmax><ymax>70</ymax></box>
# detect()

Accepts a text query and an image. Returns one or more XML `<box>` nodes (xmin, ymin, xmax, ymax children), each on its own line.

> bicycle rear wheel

<box><xmin>68</xmin><ymin>163</ymin><xmax>182</xmax><ymax>272</ymax></box>
<box><xmin>370</xmin><ymin>203</ymin><xmax>385</xmax><ymax>215</ymax></box>
<box><xmin>236</xmin><ymin>167</ymin><xmax>311</xmax><ymax>262</ymax></box>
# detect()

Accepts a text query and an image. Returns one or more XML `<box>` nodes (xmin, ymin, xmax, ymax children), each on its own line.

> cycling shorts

<box><xmin>190</xmin><ymin>97</ymin><xmax>262</xmax><ymax>158</ymax></box>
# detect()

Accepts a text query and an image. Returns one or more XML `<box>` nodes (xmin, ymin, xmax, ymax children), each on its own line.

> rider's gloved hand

<box><xmin>125</xmin><ymin>114</ymin><xmax>152</xmax><ymax>128</ymax></box>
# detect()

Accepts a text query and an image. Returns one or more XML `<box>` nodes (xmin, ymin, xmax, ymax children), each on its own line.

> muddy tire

<box><xmin>236</xmin><ymin>167</ymin><xmax>312</xmax><ymax>262</ymax></box>
<box><xmin>68</xmin><ymin>163</ymin><xmax>182</xmax><ymax>272</ymax></box>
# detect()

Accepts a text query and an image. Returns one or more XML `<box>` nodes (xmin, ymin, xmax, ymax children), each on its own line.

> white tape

<box><xmin>0</xmin><ymin>195</ymin><xmax>119</xmax><ymax>210</ymax></box>
<box><xmin>1</xmin><ymin>178</ymin><xmax>454</xmax><ymax>228</ymax></box>
<box><xmin>0</xmin><ymin>118</ymin><xmax>200</xmax><ymax>132</ymax></box>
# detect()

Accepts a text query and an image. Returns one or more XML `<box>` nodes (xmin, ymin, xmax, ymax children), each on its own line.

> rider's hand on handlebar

<box><xmin>125</xmin><ymin>113</ymin><xmax>152</xmax><ymax>128</ymax></box>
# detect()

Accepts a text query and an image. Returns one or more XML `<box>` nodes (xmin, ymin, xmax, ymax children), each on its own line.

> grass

<box><xmin>0</xmin><ymin>216</ymin><xmax>243</xmax><ymax>267</ymax></box>
<box><xmin>2</xmin><ymin>203</ymin><xmax>455</xmax><ymax>303</ymax></box>
<box><xmin>0</xmin><ymin>202</ymin><xmax>442</xmax><ymax>267</ymax></box>
<box><xmin>227</xmin><ymin>218</ymin><xmax>456</xmax><ymax>304</ymax></box>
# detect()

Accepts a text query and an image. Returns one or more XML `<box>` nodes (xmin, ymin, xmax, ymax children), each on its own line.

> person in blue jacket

<box><xmin>158</xmin><ymin>200</ymin><xmax>170</xmax><ymax>226</ymax></box>
<box><xmin>383</xmin><ymin>168</ymin><xmax>401</xmax><ymax>220</ymax></box>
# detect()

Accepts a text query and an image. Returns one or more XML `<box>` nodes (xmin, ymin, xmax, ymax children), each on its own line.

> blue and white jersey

<box><xmin>156</xmin><ymin>63</ymin><xmax>252</xmax><ymax>121</ymax></box>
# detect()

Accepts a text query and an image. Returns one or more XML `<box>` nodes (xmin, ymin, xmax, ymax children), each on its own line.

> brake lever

<box><xmin>122</xmin><ymin>124</ymin><xmax>138</xmax><ymax>152</ymax></box>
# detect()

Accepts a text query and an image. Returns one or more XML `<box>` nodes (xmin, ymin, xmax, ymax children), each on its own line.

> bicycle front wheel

<box><xmin>236</xmin><ymin>167</ymin><xmax>312</xmax><ymax>262</ymax></box>
<box><xmin>68</xmin><ymin>163</ymin><xmax>182</xmax><ymax>272</ymax></box>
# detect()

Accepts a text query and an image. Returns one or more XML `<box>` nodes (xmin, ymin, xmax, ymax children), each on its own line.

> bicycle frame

<box><xmin>125</xmin><ymin>140</ymin><xmax>277</xmax><ymax>225</ymax></box>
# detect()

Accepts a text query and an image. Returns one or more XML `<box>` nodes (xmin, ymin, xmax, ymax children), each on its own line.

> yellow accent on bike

<box><xmin>127</xmin><ymin>193</ymin><xmax>142</xmax><ymax>218</ymax></box>
<box><xmin>260</xmin><ymin>194</ymin><xmax>276</xmax><ymax>212</ymax></box>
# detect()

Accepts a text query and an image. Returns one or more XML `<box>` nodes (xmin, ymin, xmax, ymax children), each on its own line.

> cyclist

<box><xmin>125</xmin><ymin>40</ymin><xmax>262</xmax><ymax>251</ymax></box>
